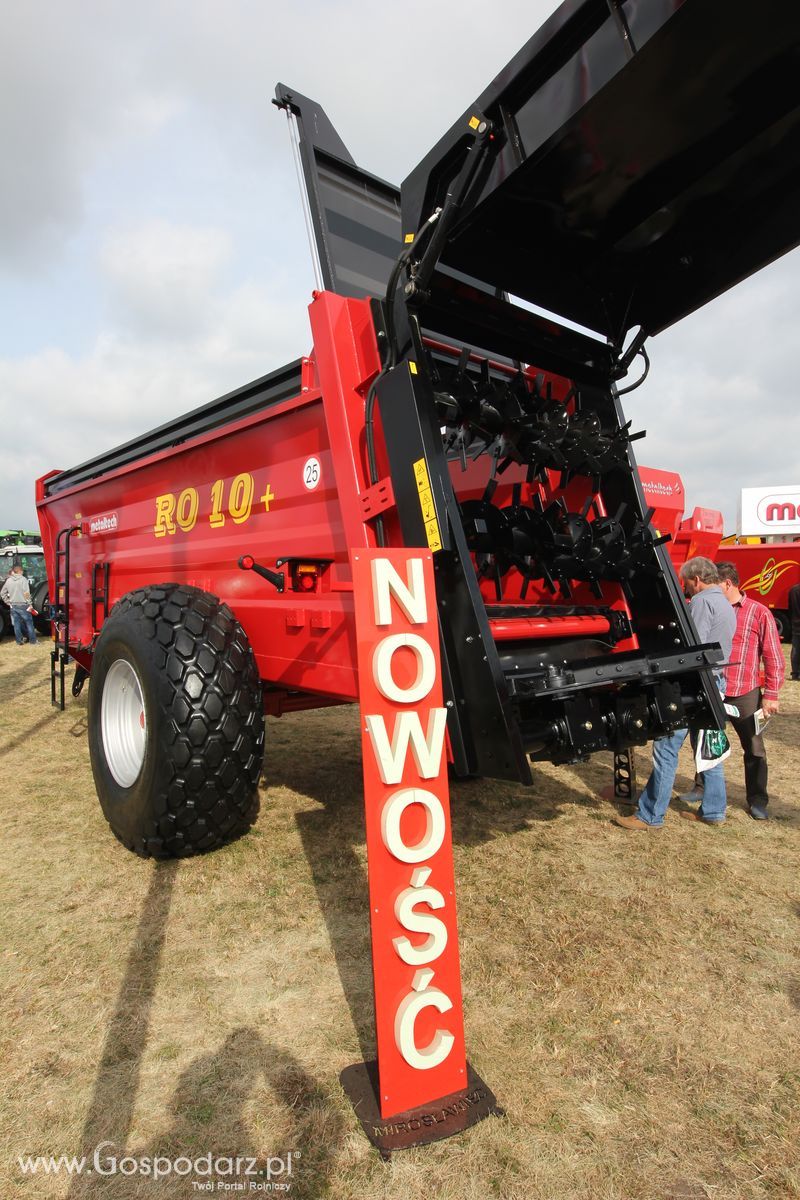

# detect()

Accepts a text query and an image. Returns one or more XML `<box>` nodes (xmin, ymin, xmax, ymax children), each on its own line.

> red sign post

<box><xmin>340</xmin><ymin>549</ymin><xmax>497</xmax><ymax>1152</ymax></box>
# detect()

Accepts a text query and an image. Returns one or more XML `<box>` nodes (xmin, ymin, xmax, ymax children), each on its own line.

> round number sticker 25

<box><xmin>303</xmin><ymin>457</ymin><xmax>321</xmax><ymax>490</ymax></box>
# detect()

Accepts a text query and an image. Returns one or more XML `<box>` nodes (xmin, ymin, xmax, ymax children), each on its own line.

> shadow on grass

<box><xmin>159</xmin><ymin>1029</ymin><xmax>345</xmax><ymax>1200</ymax></box>
<box><xmin>294</xmin><ymin>797</ymin><xmax>375</xmax><ymax>1065</ymax></box>
<box><xmin>274</xmin><ymin>707</ymin><xmax>601</xmax><ymax>1067</ymax></box>
<box><xmin>0</xmin><ymin>650</ymin><xmax>48</xmax><ymax>696</ymax></box>
<box><xmin>150</xmin><ymin>1027</ymin><xmax>345</xmax><ymax>1189</ymax></box>
<box><xmin>71</xmin><ymin>1027</ymin><xmax>344</xmax><ymax>1199</ymax></box>
<box><xmin>270</xmin><ymin>708</ymin><xmax>604</xmax><ymax>839</ymax></box>
<box><xmin>68</xmin><ymin>861</ymin><xmax>179</xmax><ymax>1197</ymax></box>
<box><xmin>0</xmin><ymin>709</ymin><xmax>60</xmax><ymax>758</ymax></box>
<box><xmin>69</xmin><ymin>864</ymin><xmax>342</xmax><ymax>1199</ymax></box>
<box><xmin>0</xmin><ymin>675</ymin><xmax>53</xmax><ymax>703</ymax></box>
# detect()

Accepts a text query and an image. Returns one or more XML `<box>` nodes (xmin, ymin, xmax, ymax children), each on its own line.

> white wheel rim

<box><xmin>101</xmin><ymin>659</ymin><xmax>147</xmax><ymax>788</ymax></box>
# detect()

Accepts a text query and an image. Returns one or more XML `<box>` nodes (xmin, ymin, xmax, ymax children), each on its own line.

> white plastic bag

<box><xmin>694</xmin><ymin>728</ymin><xmax>731</xmax><ymax>773</ymax></box>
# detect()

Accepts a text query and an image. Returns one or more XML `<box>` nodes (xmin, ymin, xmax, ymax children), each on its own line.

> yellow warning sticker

<box><xmin>424</xmin><ymin>520</ymin><xmax>442</xmax><ymax>552</ymax></box>
<box><xmin>468</xmin><ymin>115</ymin><xmax>480</xmax><ymax>130</ymax></box>
<box><xmin>404</xmin><ymin>232</ymin><xmax>415</xmax><ymax>243</ymax></box>
<box><xmin>418</xmin><ymin>487</ymin><xmax>436</xmax><ymax>523</ymax></box>
<box><xmin>412</xmin><ymin>458</ymin><xmax>443</xmax><ymax>552</ymax></box>
<box><xmin>409</xmin><ymin>361</ymin><xmax>418</xmax><ymax>375</ymax></box>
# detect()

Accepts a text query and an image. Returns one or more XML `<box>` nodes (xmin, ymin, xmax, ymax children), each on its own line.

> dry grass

<box><xmin>1</xmin><ymin>639</ymin><xmax>798</xmax><ymax>1200</ymax></box>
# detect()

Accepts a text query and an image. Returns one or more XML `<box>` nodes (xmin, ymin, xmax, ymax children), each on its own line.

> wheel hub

<box><xmin>101</xmin><ymin>659</ymin><xmax>147</xmax><ymax>787</ymax></box>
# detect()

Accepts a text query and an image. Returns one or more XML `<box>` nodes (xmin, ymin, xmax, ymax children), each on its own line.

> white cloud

<box><xmin>119</xmin><ymin>93</ymin><xmax>187</xmax><ymax>139</ymax></box>
<box><xmin>633</xmin><ymin>251</ymin><xmax>800</xmax><ymax>530</ymax></box>
<box><xmin>100</xmin><ymin>219</ymin><xmax>233</xmax><ymax>339</ymax></box>
<box><xmin>0</xmin><ymin>3</ymin><xmax>136</xmax><ymax>270</ymax></box>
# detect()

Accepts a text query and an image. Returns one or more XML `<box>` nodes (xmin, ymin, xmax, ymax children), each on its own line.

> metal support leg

<box><xmin>612</xmin><ymin>747</ymin><xmax>637</xmax><ymax>801</ymax></box>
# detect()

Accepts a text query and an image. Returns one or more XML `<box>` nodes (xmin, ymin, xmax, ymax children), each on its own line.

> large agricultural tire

<box><xmin>87</xmin><ymin>583</ymin><xmax>264</xmax><ymax>859</ymax></box>
<box><xmin>32</xmin><ymin>581</ymin><xmax>51</xmax><ymax>633</ymax></box>
<box><xmin>771</xmin><ymin>609</ymin><xmax>789</xmax><ymax>642</ymax></box>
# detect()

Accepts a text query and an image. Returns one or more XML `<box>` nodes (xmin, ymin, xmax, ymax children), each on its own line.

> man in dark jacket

<box><xmin>789</xmin><ymin>581</ymin><xmax>800</xmax><ymax>682</ymax></box>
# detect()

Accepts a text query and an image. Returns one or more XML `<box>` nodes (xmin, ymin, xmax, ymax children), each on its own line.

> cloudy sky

<box><xmin>1</xmin><ymin>0</ymin><xmax>798</xmax><ymax>535</ymax></box>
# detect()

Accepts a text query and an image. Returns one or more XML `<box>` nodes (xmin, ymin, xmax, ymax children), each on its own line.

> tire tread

<box><xmin>91</xmin><ymin>583</ymin><xmax>263</xmax><ymax>859</ymax></box>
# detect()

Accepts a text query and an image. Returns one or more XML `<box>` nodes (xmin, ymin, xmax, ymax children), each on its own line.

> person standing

<box><xmin>615</xmin><ymin>557</ymin><xmax>735</xmax><ymax>830</ymax></box>
<box><xmin>789</xmin><ymin>580</ymin><xmax>800</xmax><ymax>681</ymax></box>
<box><xmin>712</xmin><ymin>562</ymin><xmax>785</xmax><ymax>820</ymax></box>
<box><xmin>1</xmin><ymin>563</ymin><xmax>38</xmax><ymax>645</ymax></box>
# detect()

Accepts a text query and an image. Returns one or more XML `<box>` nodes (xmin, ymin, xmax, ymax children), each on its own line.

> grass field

<box><xmin>1</xmin><ymin>639</ymin><xmax>798</xmax><ymax>1199</ymax></box>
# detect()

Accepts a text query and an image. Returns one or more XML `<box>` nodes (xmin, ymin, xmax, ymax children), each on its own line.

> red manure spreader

<box><xmin>37</xmin><ymin>0</ymin><xmax>800</xmax><ymax>864</ymax></box>
<box><xmin>36</xmin><ymin>2</ymin><xmax>800</xmax><ymax>1139</ymax></box>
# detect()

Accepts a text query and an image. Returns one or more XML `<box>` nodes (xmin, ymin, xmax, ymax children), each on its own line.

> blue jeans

<box><xmin>9</xmin><ymin>605</ymin><xmax>37</xmax><ymax>644</ymax></box>
<box><xmin>636</xmin><ymin>727</ymin><xmax>726</xmax><ymax>825</ymax></box>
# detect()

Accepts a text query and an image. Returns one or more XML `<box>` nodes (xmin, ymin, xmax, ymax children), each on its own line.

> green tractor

<box><xmin>0</xmin><ymin>529</ymin><xmax>42</xmax><ymax>549</ymax></box>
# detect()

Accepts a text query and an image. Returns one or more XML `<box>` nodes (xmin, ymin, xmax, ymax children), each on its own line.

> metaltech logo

<box><xmin>642</xmin><ymin>479</ymin><xmax>681</xmax><ymax>497</ymax></box>
<box><xmin>88</xmin><ymin>512</ymin><xmax>119</xmax><ymax>536</ymax></box>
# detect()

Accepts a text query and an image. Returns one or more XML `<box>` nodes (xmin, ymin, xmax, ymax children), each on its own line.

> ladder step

<box><xmin>51</xmin><ymin>523</ymin><xmax>80</xmax><ymax>711</ymax></box>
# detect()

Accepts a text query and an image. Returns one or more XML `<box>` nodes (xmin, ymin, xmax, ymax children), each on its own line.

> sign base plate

<box><xmin>339</xmin><ymin>1060</ymin><xmax>501</xmax><ymax>1157</ymax></box>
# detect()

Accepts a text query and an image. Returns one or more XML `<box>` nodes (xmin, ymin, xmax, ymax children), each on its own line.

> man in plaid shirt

<box><xmin>714</xmin><ymin>561</ymin><xmax>785</xmax><ymax>820</ymax></box>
